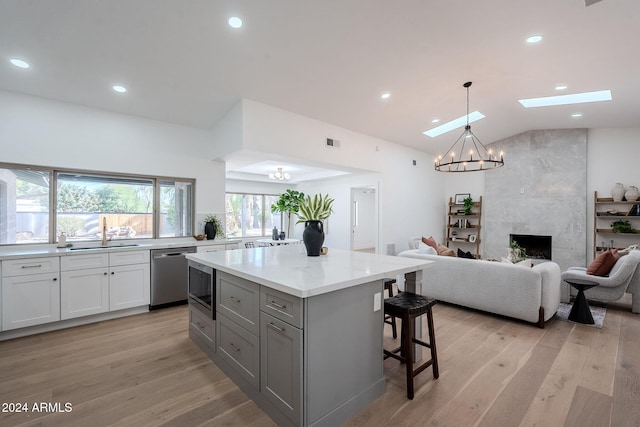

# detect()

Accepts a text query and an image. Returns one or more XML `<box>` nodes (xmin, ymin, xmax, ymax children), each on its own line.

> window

<box><xmin>56</xmin><ymin>173</ymin><xmax>154</xmax><ymax>242</ymax></box>
<box><xmin>0</xmin><ymin>167</ymin><xmax>51</xmax><ymax>244</ymax></box>
<box><xmin>225</xmin><ymin>193</ymin><xmax>279</xmax><ymax>237</ymax></box>
<box><xmin>0</xmin><ymin>163</ymin><xmax>195</xmax><ymax>245</ymax></box>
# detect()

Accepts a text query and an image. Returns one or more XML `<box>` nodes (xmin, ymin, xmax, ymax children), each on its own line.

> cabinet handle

<box><xmin>111</xmin><ymin>272</ymin><xmax>115</xmax><ymax>275</ymax></box>
<box><xmin>229</xmin><ymin>296</ymin><xmax>241</xmax><ymax>303</ymax></box>
<box><xmin>21</xmin><ymin>264</ymin><xmax>42</xmax><ymax>269</ymax></box>
<box><xmin>269</xmin><ymin>300</ymin><xmax>287</xmax><ymax>309</ymax></box>
<box><xmin>104</xmin><ymin>272</ymin><xmax>108</xmax><ymax>275</ymax></box>
<box><xmin>229</xmin><ymin>342</ymin><xmax>241</xmax><ymax>352</ymax></box>
<box><xmin>52</xmin><ymin>277</ymin><xmax>57</xmax><ymax>281</ymax></box>
<box><xmin>267</xmin><ymin>322</ymin><xmax>285</xmax><ymax>333</ymax></box>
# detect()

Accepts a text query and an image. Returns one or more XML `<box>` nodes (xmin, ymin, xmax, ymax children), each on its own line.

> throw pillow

<box><xmin>437</xmin><ymin>244</ymin><xmax>457</xmax><ymax>257</ymax></box>
<box><xmin>422</xmin><ymin>236</ymin><xmax>437</xmax><ymax>250</ymax></box>
<box><xmin>457</xmin><ymin>248</ymin><xmax>475</xmax><ymax>259</ymax></box>
<box><xmin>587</xmin><ymin>249</ymin><xmax>619</xmax><ymax>276</ymax></box>
<box><xmin>418</xmin><ymin>242</ymin><xmax>437</xmax><ymax>255</ymax></box>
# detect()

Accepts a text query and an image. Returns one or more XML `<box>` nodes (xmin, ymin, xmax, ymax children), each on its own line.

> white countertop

<box><xmin>186</xmin><ymin>245</ymin><xmax>433</xmax><ymax>298</ymax></box>
<box><xmin>0</xmin><ymin>238</ymin><xmax>240</xmax><ymax>260</ymax></box>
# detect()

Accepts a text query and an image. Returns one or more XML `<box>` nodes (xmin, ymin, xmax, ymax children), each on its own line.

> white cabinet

<box><xmin>109</xmin><ymin>251</ymin><xmax>150</xmax><ymax>311</ymax></box>
<box><xmin>60</xmin><ymin>253</ymin><xmax>110</xmax><ymax>320</ymax></box>
<box><xmin>2</xmin><ymin>257</ymin><xmax>60</xmax><ymax>331</ymax></box>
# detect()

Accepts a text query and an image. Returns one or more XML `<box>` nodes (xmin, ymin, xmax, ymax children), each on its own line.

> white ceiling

<box><xmin>2</xmin><ymin>0</ymin><xmax>638</xmax><ymax>180</ymax></box>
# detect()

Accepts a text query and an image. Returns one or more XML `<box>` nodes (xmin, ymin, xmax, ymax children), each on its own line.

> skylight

<box><xmin>10</xmin><ymin>58</ymin><xmax>30</xmax><ymax>68</ymax></box>
<box><xmin>423</xmin><ymin>111</ymin><xmax>485</xmax><ymax>138</ymax></box>
<box><xmin>518</xmin><ymin>90</ymin><xmax>612</xmax><ymax>108</ymax></box>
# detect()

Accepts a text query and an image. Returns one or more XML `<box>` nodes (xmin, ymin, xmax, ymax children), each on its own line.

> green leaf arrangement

<box><xmin>611</xmin><ymin>219</ymin><xmax>635</xmax><ymax>233</ymax></box>
<box><xmin>296</xmin><ymin>194</ymin><xmax>334</xmax><ymax>223</ymax></box>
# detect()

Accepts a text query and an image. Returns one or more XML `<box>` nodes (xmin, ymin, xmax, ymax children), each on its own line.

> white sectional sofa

<box><xmin>397</xmin><ymin>244</ymin><xmax>562</xmax><ymax>327</ymax></box>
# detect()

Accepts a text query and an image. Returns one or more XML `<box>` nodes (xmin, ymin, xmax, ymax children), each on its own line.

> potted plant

<box><xmin>611</xmin><ymin>219</ymin><xmax>635</xmax><ymax>233</ymax></box>
<box><xmin>270</xmin><ymin>189</ymin><xmax>305</xmax><ymax>238</ymax></box>
<box><xmin>508</xmin><ymin>240</ymin><xmax>527</xmax><ymax>263</ymax></box>
<box><xmin>203</xmin><ymin>214</ymin><xmax>224</xmax><ymax>240</ymax></box>
<box><xmin>296</xmin><ymin>193</ymin><xmax>334</xmax><ymax>256</ymax></box>
<box><xmin>463</xmin><ymin>196</ymin><xmax>474</xmax><ymax>215</ymax></box>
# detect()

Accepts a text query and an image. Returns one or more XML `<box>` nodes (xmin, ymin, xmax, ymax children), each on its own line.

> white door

<box><xmin>351</xmin><ymin>187</ymin><xmax>377</xmax><ymax>251</ymax></box>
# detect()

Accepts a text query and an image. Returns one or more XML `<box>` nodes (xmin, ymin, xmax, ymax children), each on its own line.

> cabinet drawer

<box><xmin>190</xmin><ymin>305</ymin><xmax>215</xmax><ymax>350</ymax></box>
<box><xmin>2</xmin><ymin>257</ymin><xmax>59</xmax><ymax>277</ymax></box>
<box><xmin>109</xmin><ymin>250</ymin><xmax>150</xmax><ymax>266</ymax></box>
<box><xmin>261</xmin><ymin>286</ymin><xmax>303</xmax><ymax>328</ymax></box>
<box><xmin>217</xmin><ymin>271</ymin><xmax>259</xmax><ymax>335</ymax></box>
<box><xmin>217</xmin><ymin>313</ymin><xmax>259</xmax><ymax>390</ymax></box>
<box><xmin>61</xmin><ymin>253</ymin><xmax>109</xmax><ymax>271</ymax></box>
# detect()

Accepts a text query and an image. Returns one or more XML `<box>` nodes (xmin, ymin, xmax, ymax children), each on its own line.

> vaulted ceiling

<box><xmin>2</xmin><ymin>0</ymin><xmax>638</xmax><ymax>173</ymax></box>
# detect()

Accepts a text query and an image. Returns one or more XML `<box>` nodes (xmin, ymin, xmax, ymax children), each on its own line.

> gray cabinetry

<box><xmin>217</xmin><ymin>271</ymin><xmax>260</xmax><ymax>335</ymax></box>
<box><xmin>260</xmin><ymin>311</ymin><xmax>302</xmax><ymax>425</ymax></box>
<box><xmin>189</xmin><ymin>304</ymin><xmax>215</xmax><ymax>353</ymax></box>
<box><xmin>217</xmin><ymin>312</ymin><xmax>260</xmax><ymax>389</ymax></box>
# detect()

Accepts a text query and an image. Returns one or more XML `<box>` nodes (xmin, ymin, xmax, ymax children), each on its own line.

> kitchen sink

<box><xmin>69</xmin><ymin>244</ymin><xmax>140</xmax><ymax>251</ymax></box>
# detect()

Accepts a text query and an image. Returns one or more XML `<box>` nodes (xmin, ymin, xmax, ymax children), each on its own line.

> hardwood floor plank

<box><xmin>611</xmin><ymin>310</ymin><xmax>640</xmax><ymax>427</ymax></box>
<box><xmin>564</xmin><ymin>385</ymin><xmax>612</xmax><ymax>427</ymax></box>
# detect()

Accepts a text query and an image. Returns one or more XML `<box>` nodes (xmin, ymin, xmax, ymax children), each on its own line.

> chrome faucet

<box><xmin>101</xmin><ymin>218</ymin><xmax>108</xmax><ymax>246</ymax></box>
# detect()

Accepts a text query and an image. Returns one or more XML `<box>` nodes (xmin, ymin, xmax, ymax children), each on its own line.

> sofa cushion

<box><xmin>422</xmin><ymin>236</ymin><xmax>437</xmax><ymax>250</ymax></box>
<box><xmin>419</xmin><ymin>242</ymin><xmax>437</xmax><ymax>255</ymax></box>
<box><xmin>457</xmin><ymin>248</ymin><xmax>475</xmax><ymax>259</ymax></box>
<box><xmin>587</xmin><ymin>249</ymin><xmax>619</xmax><ymax>276</ymax></box>
<box><xmin>437</xmin><ymin>244</ymin><xmax>457</xmax><ymax>257</ymax></box>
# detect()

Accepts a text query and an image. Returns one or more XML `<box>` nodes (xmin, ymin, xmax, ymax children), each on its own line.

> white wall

<box><xmin>0</xmin><ymin>91</ymin><xmax>226</xmax><ymax>216</ymax></box>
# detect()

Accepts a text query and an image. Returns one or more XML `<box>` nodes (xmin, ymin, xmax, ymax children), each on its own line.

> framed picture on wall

<box><xmin>455</xmin><ymin>193</ymin><xmax>471</xmax><ymax>204</ymax></box>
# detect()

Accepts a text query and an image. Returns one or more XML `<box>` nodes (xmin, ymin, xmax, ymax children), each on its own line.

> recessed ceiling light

<box><xmin>380</xmin><ymin>92</ymin><xmax>391</xmax><ymax>99</ymax></box>
<box><xmin>431</xmin><ymin>118</ymin><xmax>440</xmax><ymax>123</ymax></box>
<box><xmin>518</xmin><ymin>90</ymin><xmax>612</xmax><ymax>108</ymax></box>
<box><xmin>571</xmin><ymin>113</ymin><xmax>583</xmax><ymax>118</ymax></box>
<box><xmin>423</xmin><ymin>111</ymin><xmax>485</xmax><ymax>138</ymax></box>
<box><xmin>10</xmin><ymin>58</ymin><xmax>30</xmax><ymax>68</ymax></box>
<box><xmin>526</xmin><ymin>35</ymin><xmax>543</xmax><ymax>43</ymax></box>
<box><xmin>228</xmin><ymin>16</ymin><xmax>243</xmax><ymax>28</ymax></box>
<box><xmin>555</xmin><ymin>84</ymin><xmax>568</xmax><ymax>91</ymax></box>
<box><xmin>112</xmin><ymin>85</ymin><xmax>127</xmax><ymax>93</ymax></box>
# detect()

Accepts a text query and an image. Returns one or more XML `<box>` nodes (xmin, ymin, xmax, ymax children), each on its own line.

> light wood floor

<box><xmin>1</xmin><ymin>297</ymin><xmax>639</xmax><ymax>427</ymax></box>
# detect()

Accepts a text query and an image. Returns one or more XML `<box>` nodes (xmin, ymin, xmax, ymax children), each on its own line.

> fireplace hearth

<box><xmin>510</xmin><ymin>234</ymin><xmax>552</xmax><ymax>260</ymax></box>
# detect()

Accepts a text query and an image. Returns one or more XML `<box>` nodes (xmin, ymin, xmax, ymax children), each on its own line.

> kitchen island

<box><xmin>186</xmin><ymin>245</ymin><xmax>433</xmax><ymax>427</ymax></box>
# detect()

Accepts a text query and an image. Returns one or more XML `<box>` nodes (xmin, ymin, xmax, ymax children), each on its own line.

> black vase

<box><xmin>204</xmin><ymin>222</ymin><xmax>217</xmax><ymax>240</ymax></box>
<box><xmin>302</xmin><ymin>220</ymin><xmax>324</xmax><ymax>256</ymax></box>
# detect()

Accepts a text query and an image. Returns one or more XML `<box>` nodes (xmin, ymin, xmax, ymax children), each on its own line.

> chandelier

<box><xmin>268</xmin><ymin>167</ymin><xmax>291</xmax><ymax>181</ymax></box>
<box><xmin>434</xmin><ymin>82</ymin><xmax>504</xmax><ymax>172</ymax></box>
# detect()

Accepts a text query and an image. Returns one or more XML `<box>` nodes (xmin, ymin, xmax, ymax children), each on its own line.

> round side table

<box><xmin>565</xmin><ymin>278</ymin><xmax>599</xmax><ymax>324</ymax></box>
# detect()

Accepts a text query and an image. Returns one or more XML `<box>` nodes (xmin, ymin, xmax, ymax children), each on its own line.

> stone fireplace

<box><xmin>482</xmin><ymin>129</ymin><xmax>587</xmax><ymax>272</ymax></box>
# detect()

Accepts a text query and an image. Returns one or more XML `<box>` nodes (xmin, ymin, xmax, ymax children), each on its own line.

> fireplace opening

<box><xmin>510</xmin><ymin>234</ymin><xmax>552</xmax><ymax>260</ymax></box>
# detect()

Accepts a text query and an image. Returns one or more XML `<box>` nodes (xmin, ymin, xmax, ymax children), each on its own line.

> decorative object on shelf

<box><xmin>203</xmin><ymin>214</ymin><xmax>224</xmax><ymax>240</ymax></box>
<box><xmin>297</xmin><ymin>193</ymin><xmax>334</xmax><ymax>256</ymax></box>
<box><xmin>463</xmin><ymin>196</ymin><xmax>473</xmax><ymax>215</ymax></box>
<box><xmin>194</xmin><ymin>234</ymin><xmax>206</xmax><ymax>241</ymax></box>
<box><xmin>271</xmin><ymin>189</ymin><xmax>305</xmax><ymax>236</ymax></box>
<box><xmin>611</xmin><ymin>219</ymin><xmax>636</xmax><ymax>233</ymax></box>
<box><xmin>454</xmin><ymin>193</ymin><xmax>471</xmax><ymax>204</ymax></box>
<box><xmin>272</xmin><ymin>226</ymin><xmax>280</xmax><ymax>240</ymax></box>
<box><xmin>469</xmin><ymin>234</ymin><xmax>477</xmax><ymax>243</ymax></box>
<box><xmin>279</xmin><ymin>231</ymin><xmax>286</xmax><ymax>240</ymax></box>
<box><xmin>268</xmin><ymin>167</ymin><xmax>291</xmax><ymax>181</ymax></box>
<box><xmin>611</xmin><ymin>182</ymin><xmax>625</xmax><ymax>202</ymax></box>
<box><xmin>434</xmin><ymin>82</ymin><xmax>504</xmax><ymax>172</ymax></box>
<box><xmin>625</xmin><ymin>185</ymin><xmax>639</xmax><ymax>202</ymax></box>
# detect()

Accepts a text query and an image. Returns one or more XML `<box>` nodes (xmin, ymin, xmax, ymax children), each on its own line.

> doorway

<box><xmin>350</xmin><ymin>187</ymin><xmax>377</xmax><ymax>252</ymax></box>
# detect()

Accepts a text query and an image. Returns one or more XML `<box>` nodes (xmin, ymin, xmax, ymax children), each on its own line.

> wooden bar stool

<box><xmin>383</xmin><ymin>279</ymin><xmax>398</xmax><ymax>338</ymax></box>
<box><xmin>383</xmin><ymin>292</ymin><xmax>438</xmax><ymax>399</ymax></box>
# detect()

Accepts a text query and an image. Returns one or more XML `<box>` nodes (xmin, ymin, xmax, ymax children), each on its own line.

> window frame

<box><xmin>0</xmin><ymin>162</ymin><xmax>196</xmax><ymax>246</ymax></box>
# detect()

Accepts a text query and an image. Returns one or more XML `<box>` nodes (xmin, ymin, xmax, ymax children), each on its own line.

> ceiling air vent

<box><xmin>325</xmin><ymin>138</ymin><xmax>341</xmax><ymax>148</ymax></box>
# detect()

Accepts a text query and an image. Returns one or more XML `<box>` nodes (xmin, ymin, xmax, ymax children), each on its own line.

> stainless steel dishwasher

<box><xmin>150</xmin><ymin>246</ymin><xmax>197</xmax><ymax>309</ymax></box>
